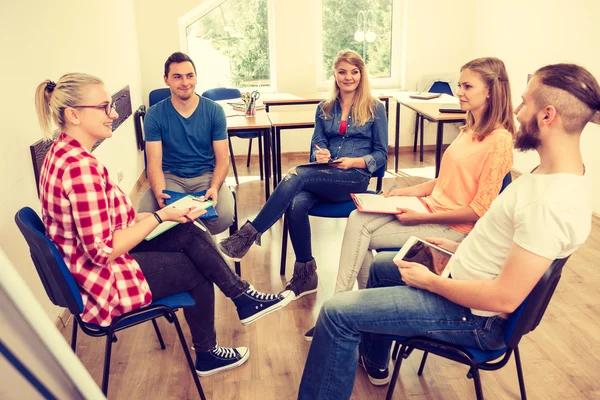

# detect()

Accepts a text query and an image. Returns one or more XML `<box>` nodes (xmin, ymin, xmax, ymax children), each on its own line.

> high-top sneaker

<box><xmin>285</xmin><ymin>259</ymin><xmax>318</xmax><ymax>300</ymax></box>
<box><xmin>232</xmin><ymin>285</ymin><xmax>294</xmax><ymax>325</ymax></box>
<box><xmin>195</xmin><ymin>344</ymin><xmax>250</xmax><ymax>377</ymax></box>
<box><xmin>218</xmin><ymin>221</ymin><xmax>261</xmax><ymax>261</ymax></box>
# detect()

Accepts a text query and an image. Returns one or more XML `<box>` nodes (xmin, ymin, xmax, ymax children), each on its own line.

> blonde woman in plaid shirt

<box><xmin>34</xmin><ymin>73</ymin><xmax>293</xmax><ymax>377</ymax></box>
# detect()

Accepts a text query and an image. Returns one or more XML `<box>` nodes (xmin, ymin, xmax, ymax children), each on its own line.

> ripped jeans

<box><xmin>252</xmin><ymin>165</ymin><xmax>370</xmax><ymax>262</ymax></box>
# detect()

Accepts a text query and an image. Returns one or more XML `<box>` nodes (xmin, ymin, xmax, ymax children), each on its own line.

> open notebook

<box><xmin>144</xmin><ymin>195</ymin><xmax>216</xmax><ymax>241</ymax></box>
<box><xmin>393</xmin><ymin>236</ymin><xmax>454</xmax><ymax>278</ymax></box>
<box><xmin>351</xmin><ymin>193</ymin><xmax>431</xmax><ymax>214</ymax></box>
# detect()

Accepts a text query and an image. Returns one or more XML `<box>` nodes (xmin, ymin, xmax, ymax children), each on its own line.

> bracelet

<box><xmin>153</xmin><ymin>212</ymin><xmax>163</xmax><ymax>224</ymax></box>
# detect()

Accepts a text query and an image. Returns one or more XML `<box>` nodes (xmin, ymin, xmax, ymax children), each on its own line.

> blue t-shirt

<box><xmin>144</xmin><ymin>95</ymin><xmax>228</xmax><ymax>178</ymax></box>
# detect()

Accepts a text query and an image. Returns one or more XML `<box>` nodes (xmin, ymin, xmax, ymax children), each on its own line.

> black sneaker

<box><xmin>232</xmin><ymin>285</ymin><xmax>294</xmax><ymax>326</ymax></box>
<box><xmin>195</xmin><ymin>345</ymin><xmax>250</xmax><ymax>377</ymax></box>
<box><xmin>304</xmin><ymin>326</ymin><xmax>315</xmax><ymax>342</ymax></box>
<box><xmin>358</xmin><ymin>354</ymin><xmax>391</xmax><ymax>386</ymax></box>
<box><xmin>219</xmin><ymin>221</ymin><xmax>260</xmax><ymax>261</ymax></box>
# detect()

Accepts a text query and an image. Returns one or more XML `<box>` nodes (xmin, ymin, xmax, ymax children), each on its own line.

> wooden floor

<box><xmin>60</xmin><ymin>150</ymin><xmax>600</xmax><ymax>400</ymax></box>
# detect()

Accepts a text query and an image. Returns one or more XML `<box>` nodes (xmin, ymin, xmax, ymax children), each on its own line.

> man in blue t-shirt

<box><xmin>139</xmin><ymin>52</ymin><xmax>234</xmax><ymax>235</ymax></box>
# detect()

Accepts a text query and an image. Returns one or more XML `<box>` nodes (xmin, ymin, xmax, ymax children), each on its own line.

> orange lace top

<box><xmin>423</xmin><ymin>128</ymin><xmax>514</xmax><ymax>234</ymax></box>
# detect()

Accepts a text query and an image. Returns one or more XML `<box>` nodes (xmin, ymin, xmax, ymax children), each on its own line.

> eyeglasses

<box><xmin>71</xmin><ymin>101</ymin><xmax>116</xmax><ymax>116</ymax></box>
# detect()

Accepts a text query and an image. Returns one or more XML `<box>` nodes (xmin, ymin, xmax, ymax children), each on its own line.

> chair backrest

<box><xmin>500</xmin><ymin>172</ymin><xmax>512</xmax><ymax>193</ymax></box>
<box><xmin>14</xmin><ymin>207</ymin><xmax>84</xmax><ymax>315</ymax></box>
<box><xmin>149</xmin><ymin>88</ymin><xmax>171</xmax><ymax>107</ymax></box>
<box><xmin>201</xmin><ymin>88</ymin><xmax>242</xmax><ymax>101</ymax></box>
<box><xmin>503</xmin><ymin>257</ymin><xmax>570</xmax><ymax>348</ymax></box>
<box><xmin>428</xmin><ymin>81</ymin><xmax>453</xmax><ymax>96</ymax></box>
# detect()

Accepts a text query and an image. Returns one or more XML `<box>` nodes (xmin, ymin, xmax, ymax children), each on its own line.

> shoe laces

<box><xmin>211</xmin><ymin>344</ymin><xmax>238</xmax><ymax>359</ymax></box>
<box><xmin>246</xmin><ymin>285</ymin><xmax>280</xmax><ymax>301</ymax></box>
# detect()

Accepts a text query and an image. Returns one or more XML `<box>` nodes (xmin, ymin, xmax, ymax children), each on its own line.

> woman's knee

<box><xmin>368</xmin><ymin>252</ymin><xmax>398</xmax><ymax>288</ymax></box>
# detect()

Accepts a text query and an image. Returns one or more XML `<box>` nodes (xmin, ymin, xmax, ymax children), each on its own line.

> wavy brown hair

<box><xmin>461</xmin><ymin>57</ymin><xmax>515</xmax><ymax>140</ymax></box>
<box><xmin>321</xmin><ymin>49</ymin><xmax>376</xmax><ymax>126</ymax></box>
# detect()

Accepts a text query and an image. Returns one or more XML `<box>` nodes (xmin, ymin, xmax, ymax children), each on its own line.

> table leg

<box><xmin>263</xmin><ymin>128</ymin><xmax>271</xmax><ymax>200</ymax></box>
<box><xmin>413</xmin><ymin>114</ymin><xmax>419</xmax><ymax>153</ymax></box>
<box><xmin>394</xmin><ymin>102</ymin><xmax>400</xmax><ymax>173</ymax></box>
<box><xmin>420</xmin><ymin>116</ymin><xmax>424</xmax><ymax>162</ymax></box>
<box><xmin>270</xmin><ymin>126</ymin><xmax>277</xmax><ymax>188</ymax></box>
<box><xmin>276</xmin><ymin>127</ymin><xmax>282</xmax><ymax>185</ymax></box>
<box><xmin>383</xmin><ymin>98</ymin><xmax>389</xmax><ymax>120</ymax></box>
<box><xmin>435</xmin><ymin>121</ymin><xmax>444</xmax><ymax>178</ymax></box>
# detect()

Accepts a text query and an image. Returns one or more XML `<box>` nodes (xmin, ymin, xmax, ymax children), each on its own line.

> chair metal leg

<box><xmin>101</xmin><ymin>333</ymin><xmax>117</xmax><ymax>396</ymax></box>
<box><xmin>386</xmin><ymin>344</ymin><xmax>408</xmax><ymax>400</ymax></box>
<box><xmin>71</xmin><ymin>319</ymin><xmax>78</xmax><ymax>353</ymax></box>
<box><xmin>280</xmin><ymin>215</ymin><xmax>288</xmax><ymax>275</ymax></box>
<box><xmin>417</xmin><ymin>351</ymin><xmax>428</xmax><ymax>376</ymax></box>
<box><xmin>152</xmin><ymin>319</ymin><xmax>166</xmax><ymax>350</ymax></box>
<box><xmin>171</xmin><ymin>311</ymin><xmax>207</xmax><ymax>400</ymax></box>
<box><xmin>228</xmin><ymin>137</ymin><xmax>239</xmax><ymax>185</ymax></box>
<box><xmin>246</xmin><ymin>138</ymin><xmax>253</xmax><ymax>167</ymax></box>
<box><xmin>392</xmin><ymin>341</ymin><xmax>400</xmax><ymax>360</ymax></box>
<box><xmin>514</xmin><ymin>347</ymin><xmax>528</xmax><ymax>400</ymax></box>
<box><xmin>469</xmin><ymin>367</ymin><xmax>484</xmax><ymax>400</ymax></box>
<box><xmin>258</xmin><ymin>135</ymin><xmax>264</xmax><ymax>181</ymax></box>
<box><xmin>229</xmin><ymin>187</ymin><xmax>241</xmax><ymax>276</ymax></box>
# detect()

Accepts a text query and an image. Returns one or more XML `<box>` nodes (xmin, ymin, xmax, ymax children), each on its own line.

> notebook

<box><xmin>393</xmin><ymin>236</ymin><xmax>454</xmax><ymax>278</ymax></box>
<box><xmin>409</xmin><ymin>92</ymin><xmax>442</xmax><ymax>100</ymax></box>
<box><xmin>144</xmin><ymin>195</ymin><xmax>217</xmax><ymax>241</ymax></box>
<box><xmin>439</xmin><ymin>103</ymin><xmax>466</xmax><ymax>113</ymax></box>
<box><xmin>296</xmin><ymin>159</ymin><xmax>342</xmax><ymax>167</ymax></box>
<box><xmin>163</xmin><ymin>190</ymin><xmax>218</xmax><ymax>220</ymax></box>
<box><xmin>350</xmin><ymin>193</ymin><xmax>431</xmax><ymax>214</ymax></box>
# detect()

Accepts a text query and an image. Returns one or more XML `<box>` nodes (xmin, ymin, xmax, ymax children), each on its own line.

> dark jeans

<box><xmin>130</xmin><ymin>222</ymin><xmax>248</xmax><ymax>352</ymax></box>
<box><xmin>252</xmin><ymin>166</ymin><xmax>370</xmax><ymax>262</ymax></box>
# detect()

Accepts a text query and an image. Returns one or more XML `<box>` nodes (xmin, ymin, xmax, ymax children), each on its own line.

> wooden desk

<box><xmin>267</xmin><ymin>111</ymin><xmax>316</xmax><ymax>186</ymax></box>
<box><xmin>393</xmin><ymin>93</ymin><xmax>466</xmax><ymax>177</ymax></box>
<box><xmin>227</xmin><ymin>113</ymin><xmax>273</xmax><ymax>199</ymax></box>
<box><xmin>263</xmin><ymin>91</ymin><xmax>398</xmax><ymax>120</ymax></box>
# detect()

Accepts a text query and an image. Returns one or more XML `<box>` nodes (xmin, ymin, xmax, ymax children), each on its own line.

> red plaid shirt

<box><xmin>39</xmin><ymin>133</ymin><xmax>152</xmax><ymax>326</ymax></box>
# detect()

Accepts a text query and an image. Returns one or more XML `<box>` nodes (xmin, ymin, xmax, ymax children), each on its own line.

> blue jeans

<box><xmin>252</xmin><ymin>166</ymin><xmax>370</xmax><ymax>262</ymax></box>
<box><xmin>298</xmin><ymin>252</ymin><xmax>507</xmax><ymax>400</ymax></box>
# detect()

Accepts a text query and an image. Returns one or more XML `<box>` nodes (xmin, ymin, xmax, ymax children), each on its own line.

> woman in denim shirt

<box><xmin>220</xmin><ymin>50</ymin><xmax>388</xmax><ymax>299</ymax></box>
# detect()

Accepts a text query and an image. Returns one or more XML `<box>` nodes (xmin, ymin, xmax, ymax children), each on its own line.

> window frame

<box><xmin>315</xmin><ymin>0</ymin><xmax>406</xmax><ymax>91</ymax></box>
<box><xmin>178</xmin><ymin>0</ymin><xmax>277</xmax><ymax>93</ymax></box>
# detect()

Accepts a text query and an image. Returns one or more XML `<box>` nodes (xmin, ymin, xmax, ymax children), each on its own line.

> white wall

<box><xmin>0</xmin><ymin>0</ymin><xmax>145</xmax><ymax>322</ymax></box>
<box><xmin>473</xmin><ymin>0</ymin><xmax>600</xmax><ymax>212</ymax></box>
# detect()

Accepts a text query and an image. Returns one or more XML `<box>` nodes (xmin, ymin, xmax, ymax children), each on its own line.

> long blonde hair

<box><xmin>34</xmin><ymin>73</ymin><xmax>104</xmax><ymax>140</ymax></box>
<box><xmin>461</xmin><ymin>57</ymin><xmax>515</xmax><ymax>140</ymax></box>
<box><xmin>321</xmin><ymin>49</ymin><xmax>376</xmax><ymax>126</ymax></box>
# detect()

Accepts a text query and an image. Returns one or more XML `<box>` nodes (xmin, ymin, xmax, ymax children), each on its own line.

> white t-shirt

<box><xmin>448</xmin><ymin>171</ymin><xmax>592</xmax><ymax>316</ymax></box>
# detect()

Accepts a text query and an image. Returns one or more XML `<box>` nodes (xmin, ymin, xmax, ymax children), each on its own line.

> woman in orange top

<box><xmin>303</xmin><ymin>57</ymin><xmax>515</xmax><ymax>341</ymax></box>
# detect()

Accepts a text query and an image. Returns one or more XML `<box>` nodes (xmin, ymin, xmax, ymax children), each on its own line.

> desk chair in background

<box><xmin>279</xmin><ymin>165</ymin><xmax>385</xmax><ymax>275</ymax></box>
<box><xmin>383</xmin><ymin>256</ymin><xmax>570</xmax><ymax>400</ymax></box>
<box><xmin>14</xmin><ymin>207</ymin><xmax>206</xmax><ymax>399</ymax></box>
<box><xmin>414</xmin><ymin>80</ymin><xmax>455</xmax><ymax>162</ymax></box>
<box><xmin>201</xmin><ymin>88</ymin><xmax>264</xmax><ymax>185</ymax></box>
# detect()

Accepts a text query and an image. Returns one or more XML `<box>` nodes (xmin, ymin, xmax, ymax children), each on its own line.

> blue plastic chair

<box><xmin>279</xmin><ymin>165</ymin><xmax>386</xmax><ymax>275</ymax></box>
<box><xmin>414</xmin><ymin>80</ymin><xmax>455</xmax><ymax>161</ymax></box>
<box><xmin>14</xmin><ymin>207</ymin><xmax>206</xmax><ymax>399</ymax></box>
<box><xmin>382</xmin><ymin>256</ymin><xmax>570</xmax><ymax>400</ymax></box>
<box><xmin>202</xmin><ymin>88</ymin><xmax>264</xmax><ymax>185</ymax></box>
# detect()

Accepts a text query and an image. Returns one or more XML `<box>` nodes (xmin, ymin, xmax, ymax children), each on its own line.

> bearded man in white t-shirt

<box><xmin>297</xmin><ymin>63</ymin><xmax>600</xmax><ymax>400</ymax></box>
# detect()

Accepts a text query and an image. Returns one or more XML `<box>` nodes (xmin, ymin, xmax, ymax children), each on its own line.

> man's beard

<box><xmin>515</xmin><ymin>116</ymin><xmax>541</xmax><ymax>151</ymax></box>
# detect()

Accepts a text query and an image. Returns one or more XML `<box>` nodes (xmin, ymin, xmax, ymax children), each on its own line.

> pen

<box><xmin>377</xmin><ymin>183</ymin><xmax>397</xmax><ymax>195</ymax></box>
<box><xmin>313</xmin><ymin>143</ymin><xmax>332</xmax><ymax>161</ymax></box>
<box><xmin>184</xmin><ymin>215</ymin><xmax>207</xmax><ymax>232</ymax></box>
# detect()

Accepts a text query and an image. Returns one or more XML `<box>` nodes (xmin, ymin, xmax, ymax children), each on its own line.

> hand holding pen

<box><xmin>314</xmin><ymin>143</ymin><xmax>332</xmax><ymax>163</ymax></box>
<box><xmin>377</xmin><ymin>183</ymin><xmax>397</xmax><ymax>196</ymax></box>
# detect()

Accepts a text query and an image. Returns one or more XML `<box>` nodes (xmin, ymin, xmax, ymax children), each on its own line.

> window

<box><xmin>180</xmin><ymin>0</ymin><xmax>274</xmax><ymax>92</ymax></box>
<box><xmin>318</xmin><ymin>0</ymin><xmax>403</xmax><ymax>89</ymax></box>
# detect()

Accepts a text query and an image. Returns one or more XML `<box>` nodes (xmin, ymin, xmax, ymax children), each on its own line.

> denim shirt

<box><xmin>309</xmin><ymin>99</ymin><xmax>388</xmax><ymax>176</ymax></box>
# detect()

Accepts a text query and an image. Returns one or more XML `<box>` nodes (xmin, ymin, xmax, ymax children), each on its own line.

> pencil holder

<box><xmin>245</xmin><ymin>99</ymin><xmax>256</xmax><ymax>117</ymax></box>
